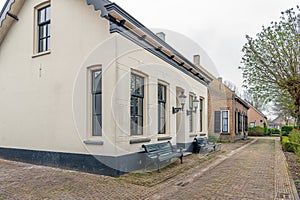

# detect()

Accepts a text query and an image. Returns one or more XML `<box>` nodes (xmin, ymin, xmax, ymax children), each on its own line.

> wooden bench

<box><xmin>193</xmin><ymin>137</ymin><xmax>221</xmax><ymax>155</ymax></box>
<box><xmin>142</xmin><ymin>141</ymin><xmax>183</xmax><ymax>172</ymax></box>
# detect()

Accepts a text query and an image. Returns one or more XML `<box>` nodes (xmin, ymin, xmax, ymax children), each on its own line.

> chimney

<box><xmin>156</xmin><ymin>32</ymin><xmax>166</xmax><ymax>41</ymax></box>
<box><xmin>218</xmin><ymin>77</ymin><xmax>223</xmax><ymax>83</ymax></box>
<box><xmin>193</xmin><ymin>55</ymin><xmax>200</xmax><ymax>66</ymax></box>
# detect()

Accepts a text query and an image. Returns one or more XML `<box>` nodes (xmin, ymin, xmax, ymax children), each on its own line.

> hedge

<box><xmin>281</xmin><ymin>126</ymin><xmax>294</xmax><ymax>136</ymax></box>
<box><xmin>248</xmin><ymin>126</ymin><xmax>264</xmax><ymax>136</ymax></box>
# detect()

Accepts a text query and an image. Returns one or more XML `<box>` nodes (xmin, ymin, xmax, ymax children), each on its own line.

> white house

<box><xmin>0</xmin><ymin>0</ymin><xmax>212</xmax><ymax>176</ymax></box>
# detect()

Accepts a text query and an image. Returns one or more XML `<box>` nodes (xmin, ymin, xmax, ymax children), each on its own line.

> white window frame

<box><xmin>221</xmin><ymin>110</ymin><xmax>229</xmax><ymax>133</ymax></box>
<box><xmin>130</xmin><ymin>70</ymin><xmax>147</xmax><ymax>137</ymax></box>
<box><xmin>250</xmin><ymin>122</ymin><xmax>255</xmax><ymax>128</ymax></box>
<box><xmin>189</xmin><ymin>93</ymin><xmax>195</xmax><ymax>133</ymax></box>
<box><xmin>87</xmin><ymin>65</ymin><xmax>102</xmax><ymax>138</ymax></box>
<box><xmin>33</xmin><ymin>1</ymin><xmax>51</xmax><ymax>56</ymax></box>
<box><xmin>199</xmin><ymin>97</ymin><xmax>204</xmax><ymax>133</ymax></box>
<box><xmin>157</xmin><ymin>81</ymin><xmax>170</xmax><ymax>135</ymax></box>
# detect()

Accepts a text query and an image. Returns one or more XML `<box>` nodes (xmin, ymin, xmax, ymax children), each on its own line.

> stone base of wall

<box><xmin>0</xmin><ymin>147</ymin><xmax>147</xmax><ymax>177</ymax></box>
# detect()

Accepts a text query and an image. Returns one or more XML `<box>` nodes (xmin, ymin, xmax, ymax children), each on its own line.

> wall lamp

<box><xmin>187</xmin><ymin>96</ymin><xmax>199</xmax><ymax>116</ymax></box>
<box><xmin>172</xmin><ymin>92</ymin><xmax>187</xmax><ymax>114</ymax></box>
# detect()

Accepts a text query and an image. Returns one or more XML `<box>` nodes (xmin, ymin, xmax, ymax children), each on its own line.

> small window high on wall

<box><xmin>37</xmin><ymin>5</ymin><xmax>51</xmax><ymax>53</ymax></box>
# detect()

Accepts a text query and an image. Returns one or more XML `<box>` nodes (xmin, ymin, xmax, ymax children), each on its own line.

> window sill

<box><xmin>189</xmin><ymin>134</ymin><xmax>198</xmax><ymax>138</ymax></box>
<box><xmin>32</xmin><ymin>50</ymin><xmax>51</xmax><ymax>58</ymax></box>
<box><xmin>199</xmin><ymin>133</ymin><xmax>207</xmax><ymax>137</ymax></box>
<box><xmin>157</xmin><ymin>136</ymin><xmax>172</xmax><ymax>141</ymax></box>
<box><xmin>220</xmin><ymin>132</ymin><xmax>230</xmax><ymax>135</ymax></box>
<box><xmin>130</xmin><ymin>138</ymin><xmax>151</xmax><ymax>144</ymax></box>
<box><xmin>83</xmin><ymin>140</ymin><xmax>104</xmax><ymax>145</ymax></box>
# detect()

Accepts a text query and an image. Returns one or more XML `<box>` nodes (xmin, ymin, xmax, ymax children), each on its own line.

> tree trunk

<box><xmin>296</xmin><ymin>100</ymin><xmax>300</xmax><ymax>130</ymax></box>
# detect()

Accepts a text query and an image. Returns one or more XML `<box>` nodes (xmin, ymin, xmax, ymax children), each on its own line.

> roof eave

<box><xmin>88</xmin><ymin>0</ymin><xmax>212</xmax><ymax>85</ymax></box>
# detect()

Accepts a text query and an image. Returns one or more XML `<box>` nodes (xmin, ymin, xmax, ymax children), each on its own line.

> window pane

<box><xmin>38</xmin><ymin>9</ymin><xmax>45</xmax><ymax>23</ymax></box>
<box><xmin>93</xmin><ymin>115</ymin><xmax>102</xmax><ymax>136</ymax></box>
<box><xmin>131</xmin><ymin>74</ymin><xmax>144</xmax><ymax>96</ymax></box>
<box><xmin>137</xmin><ymin>117</ymin><xmax>143</xmax><ymax>135</ymax></box>
<box><xmin>46</xmin><ymin>24</ymin><xmax>50</xmax><ymax>37</ymax></box>
<box><xmin>158</xmin><ymin>85</ymin><xmax>162</xmax><ymax>100</ymax></box>
<box><xmin>47</xmin><ymin>37</ymin><xmax>50</xmax><ymax>50</ymax></box>
<box><xmin>131</xmin><ymin>75</ymin><xmax>135</xmax><ymax>94</ymax></box>
<box><xmin>39</xmin><ymin>25</ymin><xmax>46</xmax><ymax>38</ymax></box>
<box><xmin>189</xmin><ymin>95</ymin><xmax>194</xmax><ymax>109</ymax></box>
<box><xmin>92</xmin><ymin>70</ymin><xmax>102</xmax><ymax>93</ymax></box>
<box><xmin>45</xmin><ymin>6</ymin><xmax>51</xmax><ymax>21</ymax></box>
<box><xmin>138</xmin><ymin>98</ymin><xmax>143</xmax><ymax>116</ymax></box>
<box><xmin>131</xmin><ymin>116</ymin><xmax>138</xmax><ymax>135</ymax></box>
<box><xmin>94</xmin><ymin>94</ymin><xmax>102</xmax><ymax>115</ymax></box>
<box><xmin>42</xmin><ymin>39</ymin><xmax>47</xmax><ymax>52</ymax></box>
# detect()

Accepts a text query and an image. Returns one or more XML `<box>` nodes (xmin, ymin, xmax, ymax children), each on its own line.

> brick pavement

<box><xmin>0</xmin><ymin>138</ymin><xmax>298</xmax><ymax>199</ymax></box>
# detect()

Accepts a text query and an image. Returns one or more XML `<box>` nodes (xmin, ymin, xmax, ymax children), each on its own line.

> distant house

<box><xmin>247</xmin><ymin>104</ymin><xmax>267</xmax><ymax>128</ymax></box>
<box><xmin>0</xmin><ymin>0</ymin><xmax>212</xmax><ymax>176</ymax></box>
<box><xmin>268</xmin><ymin>116</ymin><xmax>294</xmax><ymax>129</ymax></box>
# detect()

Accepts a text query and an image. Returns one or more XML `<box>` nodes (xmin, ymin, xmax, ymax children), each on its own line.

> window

<box><xmin>189</xmin><ymin>95</ymin><xmax>193</xmax><ymax>132</ymax></box>
<box><xmin>244</xmin><ymin>115</ymin><xmax>248</xmax><ymax>131</ymax></box>
<box><xmin>91</xmin><ymin>69</ymin><xmax>102</xmax><ymax>136</ymax></box>
<box><xmin>130</xmin><ymin>73</ymin><xmax>144</xmax><ymax>136</ymax></box>
<box><xmin>199</xmin><ymin>98</ymin><xmax>203</xmax><ymax>132</ymax></box>
<box><xmin>37</xmin><ymin>5</ymin><xmax>51</xmax><ymax>53</ymax></box>
<box><xmin>250</xmin><ymin>122</ymin><xmax>255</xmax><ymax>128</ymax></box>
<box><xmin>235</xmin><ymin>110</ymin><xmax>238</xmax><ymax>133</ymax></box>
<box><xmin>214</xmin><ymin>111</ymin><xmax>221</xmax><ymax>133</ymax></box>
<box><xmin>238</xmin><ymin>112</ymin><xmax>243</xmax><ymax>133</ymax></box>
<box><xmin>214</xmin><ymin>110</ymin><xmax>229</xmax><ymax>133</ymax></box>
<box><xmin>158</xmin><ymin>84</ymin><xmax>166</xmax><ymax>134</ymax></box>
<box><xmin>222</xmin><ymin>111</ymin><xmax>229</xmax><ymax>133</ymax></box>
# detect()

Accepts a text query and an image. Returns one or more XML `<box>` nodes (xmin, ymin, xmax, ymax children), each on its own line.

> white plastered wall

<box><xmin>0</xmin><ymin>0</ymin><xmax>208</xmax><ymax>157</ymax></box>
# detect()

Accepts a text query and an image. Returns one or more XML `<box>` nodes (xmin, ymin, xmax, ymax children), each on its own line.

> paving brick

<box><xmin>0</xmin><ymin>138</ymin><xmax>297</xmax><ymax>199</ymax></box>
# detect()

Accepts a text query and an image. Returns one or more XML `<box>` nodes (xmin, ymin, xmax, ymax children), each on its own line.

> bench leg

<box><xmin>180</xmin><ymin>155</ymin><xmax>183</xmax><ymax>164</ymax></box>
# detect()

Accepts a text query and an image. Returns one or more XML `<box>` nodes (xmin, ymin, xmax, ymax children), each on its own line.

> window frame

<box><xmin>158</xmin><ymin>83</ymin><xmax>167</xmax><ymax>134</ymax></box>
<box><xmin>199</xmin><ymin>97</ymin><xmax>204</xmax><ymax>132</ymax></box>
<box><xmin>34</xmin><ymin>1</ymin><xmax>51</xmax><ymax>56</ymax></box>
<box><xmin>189</xmin><ymin>94</ymin><xmax>194</xmax><ymax>132</ymax></box>
<box><xmin>130</xmin><ymin>73</ymin><xmax>145</xmax><ymax>136</ymax></box>
<box><xmin>88</xmin><ymin>66</ymin><xmax>102</xmax><ymax>137</ymax></box>
<box><xmin>221</xmin><ymin>110</ymin><xmax>229</xmax><ymax>133</ymax></box>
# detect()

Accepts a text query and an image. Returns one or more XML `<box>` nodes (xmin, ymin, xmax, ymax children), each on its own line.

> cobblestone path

<box><xmin>0</xmin><ymin>138</ymin><xmax>297</xmax><ymax>199</ymax></box>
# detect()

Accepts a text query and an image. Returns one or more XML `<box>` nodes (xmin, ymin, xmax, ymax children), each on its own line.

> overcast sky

<box><xmin>0</xmin><ymin>0</ymin><xmax>299</xmax><ymax>89</ymax></box>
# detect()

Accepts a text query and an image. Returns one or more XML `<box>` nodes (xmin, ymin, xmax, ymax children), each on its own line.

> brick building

<box><xmin>248</xmin><ymin>104</ymin><xmax>267</xmax><ymax>128</ymax></box>
<box><xmin>193</xmin><ymin>55</ymin><xmax>249</xmax><ymax>142</ymax></box>
<box><xmin>208</xmin><ymin>77</ymin><xmax>249</xmax><ymax>142</ymax></box>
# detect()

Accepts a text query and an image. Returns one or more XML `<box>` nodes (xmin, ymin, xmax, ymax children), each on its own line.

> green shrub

<box><xmin>268</xmin><ymin>128</ymin><xmax>280</xmax><ymax>135</ymax></box>
<box><xmin>281</xmin><ymin>130</ymin><xmax>289</xmax><ymax>136</ymax></box>
<box><xmin>281</xmin><ymin>126</ymin><xmax>294</xmax><ymax>135</ymax></box>
<box><xmin>248</xmin><ymin>126</ymin><xmax>264</xmax><ymax>136</ymax></box>
<box><xmin>208</xmin><ymin>134</ymin><xmax>218</xmax><ymax>143</ymax></box>
<box><xmin>288</xmin><ymin>130</ymin><xmax>300</xmax><ymax>144</ymax></box>
<box><xmin>282</xmin><ymin>135</ymin><xmax>300</xmax><ymax>152</ymax></box>
<box><xmin>272</xmin><ymin>128</ymin><xmax>280</xmax><ymax>135</ymax></box>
